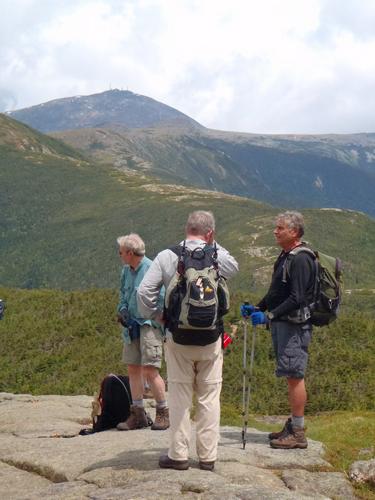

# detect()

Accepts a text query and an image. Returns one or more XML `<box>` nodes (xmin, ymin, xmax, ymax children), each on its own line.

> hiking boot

<box><xmin>199</xmin><ymin>461</ymin><xmax>215</xmax><ymax>471</ymax></box>
<box><xmin>270</xmin><ymin>425</ymin><xmax>308</xmax><ymax>449</ymax></box>
<box><xmin>159</xmin><ymin>454</ymin><xmax>189</xmax><ymax>470</ymax></box>
<box><xmin>116</xmin><ymin>405</ymin><xmax>148</xmax><ymax>431</ymax></box>
<box><xmin>268</xmin><ymin>417</ymin><xmax>292</xmax><ymax>440</ymax></box>
<box><xmin>151</xmin><ymin>407</ymin><xmax>170</xmax><ymax>430</ymax></box>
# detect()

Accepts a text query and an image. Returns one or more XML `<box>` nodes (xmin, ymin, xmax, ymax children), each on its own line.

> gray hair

<box><xmin>276</xmin><ymin>211</ymin><xmax>305</xmax><ymax>237</ymax></box>
<box><xmin>116</xmin><ymin>233</ymin><xmax>145</xmax><ymax>256</ymax></box>
<box><xmin>185</xmin><ymin>210</ymin><xmax>215</xmax><ymax>236</ymax></box>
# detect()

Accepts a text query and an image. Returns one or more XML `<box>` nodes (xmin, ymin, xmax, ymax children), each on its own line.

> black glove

<box><xmin>117</xmin><ymin>308</ymin><xmax>130</xmax><ymax>328</ymax></box>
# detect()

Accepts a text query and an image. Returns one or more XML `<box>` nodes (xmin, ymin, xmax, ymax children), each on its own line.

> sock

<box><xmin>292</xmin><ymin>415</ymin><xmax>304</xmax><ymax>428</ymax></box>
<box><xmin>132</xmin><ymin>399</ymin><xmax>144</xmax><ymax>408</ymax></box>
<box><xmin>156</xmin><ymin>400</ymin><xmax>168</xmax><ymax>410</ymax></box>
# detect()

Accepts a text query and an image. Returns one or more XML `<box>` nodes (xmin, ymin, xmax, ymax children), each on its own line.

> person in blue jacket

<box><xmin>116</xmin><ymin>233</ymin><xmax>168</xmax><ymax>431</ymax></box>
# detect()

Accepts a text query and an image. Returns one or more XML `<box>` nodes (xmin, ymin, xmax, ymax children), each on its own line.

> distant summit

<box><xmin>8</xmin><ymin>89</ymin><xmax>203</xmax><ymax>133</ymax></box>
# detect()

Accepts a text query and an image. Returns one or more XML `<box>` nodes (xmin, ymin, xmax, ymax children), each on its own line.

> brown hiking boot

<box><xmin>270</xmin><ymin>424</ymin><xmax>308</xmax><ymax>449</ymax></box>
<box><xmin>151</xmin><ymin>407</ymin><xmax>170</xmax><ymax>430</ymax></box>
<box><xmin>117</xmin><ymin>405</ymin><xmax>148</xmax><ymax>431</ymax></box>
<box><xmin>199</xmin><ymin>461</ymin><xmax>215</xmax><ymax>471</ymax></box>
<box><xmin>159</xmin><ymin>454</ymin><xmax>189</xmax><ymax>470</ymax></box>
<box><xmin>268</xmin><ymin>417</ymin><xmax>292</xmax><ymax>440</ymax></box>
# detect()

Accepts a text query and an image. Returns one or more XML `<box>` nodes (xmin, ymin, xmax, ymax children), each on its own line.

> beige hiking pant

<box><xmin>164</xmin><ymin>336</ymin><xmax>223</xmax><ymax>462</ymax></box>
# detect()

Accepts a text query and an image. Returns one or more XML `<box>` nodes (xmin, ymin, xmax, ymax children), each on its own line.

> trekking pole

<box><xmin>241</xmin><ymin>320</ymin><xmax>257</xmax><ymax>450</ymax></box>
<box><xmin>241</xmin><ymin>318</ymin><xmax>248</xmax><ymax>448</ymax></box>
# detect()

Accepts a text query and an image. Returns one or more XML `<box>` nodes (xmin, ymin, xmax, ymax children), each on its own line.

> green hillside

<box><xmin>0</xmin><ymin>113</ymin><xmax>85</xmax><ymax>160</ymax></box>
<box><xmin>1</xmin><ymin>286</ymin><xmax>374</xmax><ymax>416</ymax></box>
<box><xmin>2</xmin><ymin>113</ymin><xmax>375</xmax><ymax>291</ymax></box>
<box><xmin>53</xmin><ymin>125</ymin><xmax>375</xmax><ymax>217</ymax></box>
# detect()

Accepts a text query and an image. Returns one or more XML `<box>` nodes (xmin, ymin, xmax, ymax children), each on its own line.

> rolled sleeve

<box><xmin>137</xmin><ymin>257</ymin><xmax>164</xmax><ymax>319</ymax></box>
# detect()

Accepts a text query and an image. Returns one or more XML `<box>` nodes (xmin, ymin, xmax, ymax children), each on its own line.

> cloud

<box><xmin>0</xmin><ymin>88</ymin><xmax>18</xmax><ymax>111</ymax></box>
<box><xmin>1</xmin><ymin>0</ymin><xmax>375</xmax><ymax>133</ymax></box>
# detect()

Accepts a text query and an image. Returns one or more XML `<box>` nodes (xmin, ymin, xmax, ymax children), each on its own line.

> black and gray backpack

<box><xmin>164</xmin><ymin>241</ymin><xmax>230</xmax><ymax>345</ymax></box>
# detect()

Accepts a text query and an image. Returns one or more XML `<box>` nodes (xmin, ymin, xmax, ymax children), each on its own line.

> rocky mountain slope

<box><xmin>54</xmin><ymin>125</ymin><xmax>375</xmax><ymax>216</ymax></box>
<box><xmin>6</xmin><ymin>89</ymin><xmax>375</xmax><ymax>216</ymax></box>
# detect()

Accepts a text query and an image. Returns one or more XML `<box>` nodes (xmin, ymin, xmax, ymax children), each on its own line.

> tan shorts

<box><xmin>122</xmin><ymin>324</ymin><xmax>164</xmax><ymax>368</ymax></box>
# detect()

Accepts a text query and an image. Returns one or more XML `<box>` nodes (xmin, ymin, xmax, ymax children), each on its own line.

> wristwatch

<box><xmin>267</xmin><ymin>312</ymin><xmax>275</xmax><ymax>321</ymax></box>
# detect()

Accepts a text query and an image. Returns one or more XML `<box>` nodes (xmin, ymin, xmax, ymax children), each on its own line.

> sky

<box><xmin>1</xmin><ymin>0</ymin><xmax>375</xmax><ymax>134</ymax></box>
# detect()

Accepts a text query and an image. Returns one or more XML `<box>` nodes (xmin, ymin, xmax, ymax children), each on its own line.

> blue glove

<box><xmin>251</xmin><ymin>311</ymin><xmax>268</xmax><ymax>326</ymax></box>
<box><xmin>240</xmin><ymin>303</ymin><xmax>256</xmax><ymax>317</ymax></box>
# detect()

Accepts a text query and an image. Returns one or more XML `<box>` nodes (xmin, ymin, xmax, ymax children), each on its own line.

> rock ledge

<box><xmin>0</xmin><ymin>393</ymin><xmax>356</xmax><ymax>499</ymax></box>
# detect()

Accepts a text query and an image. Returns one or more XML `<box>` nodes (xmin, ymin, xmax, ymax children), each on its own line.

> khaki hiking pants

<box><xmin>164</xmin><ymin>336</ymin><xmax>223</xmax><ymax>462</ymax></box>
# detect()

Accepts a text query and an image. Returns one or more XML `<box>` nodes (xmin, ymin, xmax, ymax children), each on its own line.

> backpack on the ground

<box><xmin>283</xmin><ymin>245</ymin><xmax>343</xmax><ymax>327</ymax></box>
<box><xmin>92</xmin><ymin>374</ymin><xmax>132</xmax><ymax>432</ymax></box>
<box><xmin>164</xmin><ymin>241</ymin><xmax>230</xmax><ymax>345</ymax></box>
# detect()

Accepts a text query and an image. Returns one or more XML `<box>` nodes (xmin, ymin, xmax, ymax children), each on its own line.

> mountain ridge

<box><xmin>7</xmin><ymin>89</ymin><xmax>375</xmax><ymax>215</ymax></box>
<box><xmin>52</xmin><ymin>125</ymin><xmax>375</xmax><ymax>215</ymax></box>
<box><xmin>1</xmin><ymin>113</ymin><xmax>375</xmax><ymax>292</ymax></box>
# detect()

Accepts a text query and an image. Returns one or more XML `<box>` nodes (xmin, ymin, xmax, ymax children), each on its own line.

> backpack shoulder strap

<box><xmin>108</xmin><ymin>373</ymin><xmax>131</xmax><ymax>403</ymax></box>
<box><xmin>282</xmin><ymin>244</ymin><xmax>317</xmax><ymax>283</ymax></box>
<box><xmin>169</xmin><ymin>244</ymin><xmax>183</xmax><ymax>256</ymax></box>
<box><xmin>169</xmin><ymin>241</ymin><xmax>189</xmax><ymax>276</ymax></box>
<box><xmin>289</xmin><ymin>244</ymin><xmax>317</xmax><ymax>259</ymax></box>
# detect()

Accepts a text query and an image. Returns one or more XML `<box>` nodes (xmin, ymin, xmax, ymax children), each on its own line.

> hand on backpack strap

<box><xmin>250</xmin><ymin>311</ymin><xmax>268</xmax><ymax>326</ymax></box>
<box><xmin>240</xmin><ymin>303</ymin><xmax>257</xmax><ymax>317</ymax></box>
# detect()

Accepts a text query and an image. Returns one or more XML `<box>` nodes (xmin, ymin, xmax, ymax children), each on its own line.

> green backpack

<box><xmin>164</xmin><ymin>241</ymin><xmax>230</xmax><ymax>345</ymax></box>
<box><xmin>283</xmin><ymin>245</ymin><xmax>343</xmax><ymax>327</ymax></box>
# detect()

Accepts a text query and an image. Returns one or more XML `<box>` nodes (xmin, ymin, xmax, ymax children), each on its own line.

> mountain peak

<box><xmin>8</xmin><ymin>89</ymin><xmax>203</xmax><ymax>133</ymax></box>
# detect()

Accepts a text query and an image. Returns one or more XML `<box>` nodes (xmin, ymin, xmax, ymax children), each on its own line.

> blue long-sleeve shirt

<box><xmin>118</xmin><ymin>256</ymin><xmax>164</xmax><ymax>343</ymax></box>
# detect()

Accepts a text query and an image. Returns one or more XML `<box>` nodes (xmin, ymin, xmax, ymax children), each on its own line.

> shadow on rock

<box><xmin>220</xmin><ymin>429</ymin><xmax>269</xmax><ymax>446</ymax></box>
<box><xmin>83</xmin><ymin>447</ymin><xmax>166</xmax><ymax>474</ymax></box>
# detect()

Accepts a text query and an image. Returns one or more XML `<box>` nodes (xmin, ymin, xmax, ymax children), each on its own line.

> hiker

<box><xmin>241</xmin><ymin>211</ymin><xmax>315</xmax><ymax>449</ymax></box>
<box><xmin>137</xmin><ymin>210</ymin><xmax>239</xmax><ymax>471</ymax></box>
<box><xmin>116</xmin><ymin>233</ymin><xmax>169</xmax><ymax>431</ymax></box>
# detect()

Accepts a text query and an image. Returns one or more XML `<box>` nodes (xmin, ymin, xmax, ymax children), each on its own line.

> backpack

<box><xmin>92</xmin><ymin>374</ymin><xmax>132</xmax><ymax>432</ymax></box>
<box><xmin>164</xmin><ymin>241</ymin><xmax>230</xmax><ymax>346</ymax></box>
<box><xmin>283</xmin><ymin>245</ymin><xmax>343</xmax><ymax>327</ymax></box>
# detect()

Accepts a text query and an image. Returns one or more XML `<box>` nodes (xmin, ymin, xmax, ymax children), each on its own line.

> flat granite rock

<box><xmin>219</xmin><ymin>426</ymin><xmax>330</xmax><ymax>469</ymax></box>
<box><xmin>21</xmin><ymin>481</ymin><xmax>99</xmax><ymax>499</ymax></box>
<box><xmin>0</xmin><ymin>462</ymin><xmax>51</xmax><ymax>498</ymax></box>
<box><xmin>0</xmin><ymin>393</ymin><xmax>357</xmax><ymax>499</ymax></box>
<box><xmin>0</xmin><ymin>392</ymin><xmax>93</xmax><ymax>438</ymax></box>
<box><xmin>282</xmin><ymin>469</ymin><xmax>356</xmax><ymax>499</ymax></box>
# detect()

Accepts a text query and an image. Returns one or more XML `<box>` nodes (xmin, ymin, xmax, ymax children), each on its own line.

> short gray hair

<box><xmin>185</xmin><ymin>210</ymin><xmax>215</xmax><ymax>235</ymax></box>
<box><xmin>276</xmin><ymin>211</ymin><xmax>305</xmax><ymax>237</ymax></box>
<box><xmin>117</xmin><ymin>233</ymin><xmax>145</xmax><ymax>256</ymax></box>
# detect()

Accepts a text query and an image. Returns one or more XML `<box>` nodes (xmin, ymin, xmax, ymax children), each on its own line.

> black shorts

<box><xmin>270</xmin><ymin>321</ymin><xmax>312</xmax><ymax>379</ymax></box>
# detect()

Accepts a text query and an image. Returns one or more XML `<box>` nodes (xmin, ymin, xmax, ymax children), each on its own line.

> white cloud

<box><xmin>1</xmin><ymin>0</ymin><xmax>375</xmax><ymax>133</ymax></box>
